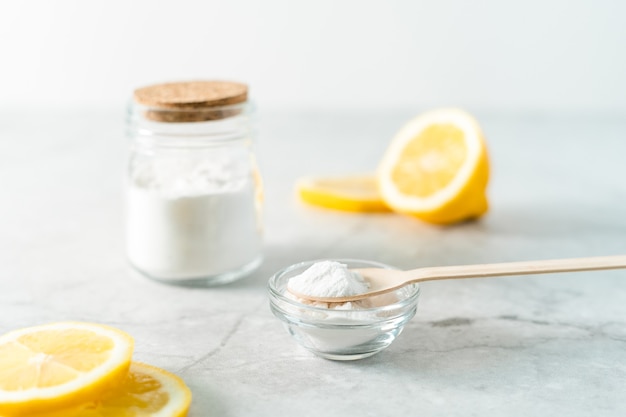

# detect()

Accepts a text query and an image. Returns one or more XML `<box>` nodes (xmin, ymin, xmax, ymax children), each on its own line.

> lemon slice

<box><xmin>36</xmin><ymin>362</ymin><xmax>192</xmax><ymax>417</ymax></box>
<box><xmin>297</xmin><ymin>175</ymin><xmax>389</xmax><ymax>212</ymax></box>
<box><xmin>377</xmin><ymin>108</ymin><xmax>489</xmax><ymax>224</ymax></box>
<box><xmin>0</xmin><ymin>322</ymin><xmax>134</xmax><ymax>416</ymax></box>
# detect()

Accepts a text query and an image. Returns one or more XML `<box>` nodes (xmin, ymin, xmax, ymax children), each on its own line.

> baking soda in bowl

<box><xmin>269</xmin><ymin>260</ymin><xmax>419</xmax><ymax>360</ymax></box>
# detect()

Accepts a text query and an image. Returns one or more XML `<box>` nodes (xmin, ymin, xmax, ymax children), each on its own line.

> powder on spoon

<box><xmin>285</xmin><ymin>261</ymin><xmax>375</xmax><ymax>312</ymax></box>
<box><xmin>287</xmin><ymin>261</ymin><xmax>369</xmax><ymax>298</ymax></box>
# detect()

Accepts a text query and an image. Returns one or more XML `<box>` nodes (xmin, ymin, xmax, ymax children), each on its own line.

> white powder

<box><xmin>126</xmin><ymin>156</ymin><xmax>262</xmax><ymax>281</ymax></box>
<box><xmin>288</xmin><ymin>261</ymin><xmax>369</xmax><ymax>297</ymax></box>
<box><xmin>286</xmin><ymin>261</ymin><xmax>371</xmax><ymax>309</ymax></box>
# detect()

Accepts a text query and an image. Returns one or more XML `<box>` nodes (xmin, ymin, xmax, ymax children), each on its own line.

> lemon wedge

<box><xmin>297</xmin><ymin>175</ymin><xmax>389</xmax><ymax>212</ymax></box>
<box><xmin>377</xmin><ymin>108</ymin><xmax>489</xmax><ymax>224</ymax></box>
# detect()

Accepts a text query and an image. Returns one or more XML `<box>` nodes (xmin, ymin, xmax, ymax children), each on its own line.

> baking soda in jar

<box><xmin>125</xmin><ymin>81</ymin><xmax>263</xmax><ymax>286</ymax></box>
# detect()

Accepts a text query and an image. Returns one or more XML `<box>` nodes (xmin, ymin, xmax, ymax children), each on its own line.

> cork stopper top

<box><xmin>133</xmin><ymin>81</ymin><xmax>248</xmax><ymax>122</ymax></box>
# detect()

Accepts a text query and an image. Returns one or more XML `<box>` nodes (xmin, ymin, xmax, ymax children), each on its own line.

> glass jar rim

<box><xmin>130</xmin><ymin>101</ymin><xmax>249</xmax><ymax>122</ymax></box>
<box><xmin>127</xmin><ymin>100</ymin><xmax>254</xmax><ymax>143</ymax></box>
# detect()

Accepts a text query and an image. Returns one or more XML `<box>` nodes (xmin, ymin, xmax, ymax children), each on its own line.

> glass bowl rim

<box><xmin>267</xmin><ymin>258</ymin><xmax>420</xmax><ymax>314</ymax></box>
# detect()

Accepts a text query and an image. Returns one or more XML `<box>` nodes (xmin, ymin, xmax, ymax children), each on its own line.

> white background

<box><xmin>1</xmin><ymin>0</ymin><xmax>625</xmax><ymax>113</ymax></box>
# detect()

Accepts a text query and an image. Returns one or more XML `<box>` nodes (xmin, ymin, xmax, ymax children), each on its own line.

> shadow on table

<box><xmin>341</xmin><ymin>312</ymin><xmax>584</xmax><ymax>376</ymax></box>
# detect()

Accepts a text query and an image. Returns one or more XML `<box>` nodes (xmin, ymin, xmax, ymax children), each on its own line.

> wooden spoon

<box><xmin>290</xmin><ymin>255</ymin><xmax>626</xmax><ymax>303</ymax></box>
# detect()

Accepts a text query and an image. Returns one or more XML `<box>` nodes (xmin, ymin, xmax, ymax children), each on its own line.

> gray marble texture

<box><xmin>0</xmin><ymin>109</ymin><xmax>625</xmax><ymax>416</ymax></box>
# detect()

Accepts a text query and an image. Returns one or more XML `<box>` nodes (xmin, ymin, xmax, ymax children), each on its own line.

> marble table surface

<box><xmin>1</xmin><ymin>108</ymin><xmax>625</xmax><ymax>416</ymax></box>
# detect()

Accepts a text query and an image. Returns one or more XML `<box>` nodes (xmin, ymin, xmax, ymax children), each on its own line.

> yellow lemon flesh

<box><xmin>0</xmin><ymin>322</ymin><xmax>134</xmax><ymax>416</ymax></box>
<box><xmin>297</xmin><ymin>175</ymin><xmax>389</xmax><ymax>212</ymax></box>
<box><xmin>35</xmin><ymin>362</ymin><xmax>192</xmax><ymax>417</ymax></box>
<box><xmin>378</xmin><ymin>108</ymin><xmax>489</xmax><ymax>224</ymax></box>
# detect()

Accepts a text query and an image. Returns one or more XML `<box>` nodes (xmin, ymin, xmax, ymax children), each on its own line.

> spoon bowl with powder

<box><xmin>289</xmin><ymin>255</ymin><xmax>626</xmax><ymax>304</ymax></box>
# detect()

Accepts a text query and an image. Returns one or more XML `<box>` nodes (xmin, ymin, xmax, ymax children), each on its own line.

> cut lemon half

<box><xmin>36</xmin><ymin>362</ymin><xmax>192</xmax><ymax>417</ymax></box>
<box><xmin>377</xmin><ymin>108</ymin><xmax>489</xmax><ymax>224</ymax></box>
<box><xmin>0</xmin><ymin>322</ymin><xmax>134</xmax><ymax>416</ymax></box>
<box><xmin>297</xmin><ymin>175</ymin><xmax>389</xmax><ymax>212</ymax></box>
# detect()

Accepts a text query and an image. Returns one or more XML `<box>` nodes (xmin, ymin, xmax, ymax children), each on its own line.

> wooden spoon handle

<box><xmin>408</xmin><ymin>255</ymin><xmax>626</xmax><ymax>283</ymax></box>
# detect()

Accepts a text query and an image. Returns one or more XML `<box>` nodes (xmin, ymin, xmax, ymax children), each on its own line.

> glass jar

<box><xmin>125</xmin><ymin>81</ymin><xmax>263</xmax><ymax>286</ymax></box>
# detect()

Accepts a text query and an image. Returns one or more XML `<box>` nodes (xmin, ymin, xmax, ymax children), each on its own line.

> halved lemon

<box><xmin>0</xmin><ymin>322</ymin><xmax>134</xmax><ymax>416</ymax></box>
<box><xmin>377</xmin><ymin>108</ymin><xmax>489</xmax><ymax>224</ymax></box>
<box><xmin>297</xmin><ymin>175</ymin><xmax>389</xmax><ymax>212</ymax></box>
<box><xmin>35</xmin><ymin>362</ymin><xmax>192</xmax><ymax>417</ymax></box>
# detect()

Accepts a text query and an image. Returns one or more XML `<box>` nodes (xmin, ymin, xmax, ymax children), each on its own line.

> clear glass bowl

<box><xmin>268</xmin><ymin>259</ymin><xmax>420</xmax><ymax>360</ymax></box>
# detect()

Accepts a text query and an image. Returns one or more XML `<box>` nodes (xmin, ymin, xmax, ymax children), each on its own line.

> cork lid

<box><xmin>133</xmin><ymin>80</ymin><xmax>248</xmax><ymax>122</ymax></box>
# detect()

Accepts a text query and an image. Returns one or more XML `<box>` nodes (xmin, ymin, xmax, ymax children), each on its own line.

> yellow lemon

<box><xmin>0</xmin><ymin>322</ymin><xmax>134</xmax><ymax>416</ymax></box>
<box><xmin>297</xmin><ymin>175</ymin><xmax>389</xmax><ymax>212</ymax></box>
<box><xmin>377</xmin><ymin>108</ymin><xmax>489</xmax><ymax>224</ymax></box>
<box><xmin>35</xmin><ymin>362</ymin><xmax>192</xmax><ymax>417</ymax></box>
